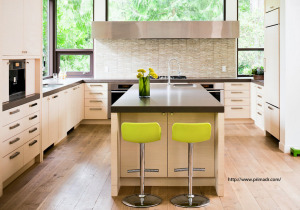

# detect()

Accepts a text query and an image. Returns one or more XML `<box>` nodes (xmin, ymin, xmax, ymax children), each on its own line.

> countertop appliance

<box><xmin>9</xmin><ymin>60</ymin><xmax>26</xmax><ymax>101</ymax></box>
<box><xmin>200</xmin><ymin>83</ymin><xmax>224</xmax><ymax>105</ymax></box>
<box><xmin>109</xmin><ymin>83</ymin><xmax>133</xmax><ymax>118</ymax></box>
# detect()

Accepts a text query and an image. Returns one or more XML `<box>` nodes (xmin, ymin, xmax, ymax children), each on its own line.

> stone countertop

<box><xmin>111</xmin><ymin>83</ymin><xmax>224</xmax><ymax>113</ymax></box>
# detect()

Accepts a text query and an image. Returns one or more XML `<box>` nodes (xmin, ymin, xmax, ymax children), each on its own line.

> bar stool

<box><xmin>121</xmin><ymin>122</ymin><xmax>162</xmax><ymax>208</ymax></box>
<box><xmin>170</xmin><ymin>123</ymin><xmax>211</xmax><ymax>208</ymax></box>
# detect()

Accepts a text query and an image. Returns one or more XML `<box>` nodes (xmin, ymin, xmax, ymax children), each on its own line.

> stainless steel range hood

<box><xmin>92</xmin><ymin>21</ymin><xmax>239</xmax><ymax>39</ymax></box>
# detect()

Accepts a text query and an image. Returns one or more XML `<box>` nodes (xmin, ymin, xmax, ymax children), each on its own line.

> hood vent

<box><xmin>92</xmin><ymin>21</ymin><xmax>239</xmax><ymax>39</ymax></box>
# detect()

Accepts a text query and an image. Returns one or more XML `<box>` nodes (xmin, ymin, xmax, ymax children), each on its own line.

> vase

<box><xmin>253</xmin><ymin>75</ymin><xmax>264</xmax><ymax>80</ymax></box>
<box><xmin>139</xmin><ymin>76</ymin><xmax>150</xmax><ymax>97</ymax></box>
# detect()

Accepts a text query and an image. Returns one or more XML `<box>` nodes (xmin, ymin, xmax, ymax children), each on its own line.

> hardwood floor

<box><xmin>0</xmin><ymin>122</ymin><xmax>300</xmax><ymax>210</ymax></box>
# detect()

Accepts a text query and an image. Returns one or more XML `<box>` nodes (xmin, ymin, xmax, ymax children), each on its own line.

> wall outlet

<box><xmin>222</xmin><ymin>66</ymin><xmax>227</xmax><ymax>72</ymax></box>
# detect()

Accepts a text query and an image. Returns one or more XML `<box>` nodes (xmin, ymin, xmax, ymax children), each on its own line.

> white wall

<box><xmin>279</xmin><ymin>0</ymin><xmax>300</xmax><ymax>152</ymax></box>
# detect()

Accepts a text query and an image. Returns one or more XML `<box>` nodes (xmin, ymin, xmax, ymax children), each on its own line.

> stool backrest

<box><xmin>172</xmin><ymin>123</ymin><xmax>211</xmax><ymax>143</ymax></box>
<box><xmin>121</xmin><ymin>122</ymin><xmax>161</xmax><ymax>143</ymax></box>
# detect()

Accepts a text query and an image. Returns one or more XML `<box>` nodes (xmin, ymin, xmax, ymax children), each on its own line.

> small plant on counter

<box><xmin>137</xmin><ymin>68</ymin><xmax>158</xmax><ymax>97</ymax></box>
<box><xmin>252</xmin><ymin>66</ymin><xmax>264</xmax><ymax>80</ymax></box>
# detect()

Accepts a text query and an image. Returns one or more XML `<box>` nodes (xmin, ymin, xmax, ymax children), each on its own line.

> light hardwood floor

<box><xmin>0</xmin><ymin>122</ymin><xmax>300</xmax><ymax>210</ymax></box>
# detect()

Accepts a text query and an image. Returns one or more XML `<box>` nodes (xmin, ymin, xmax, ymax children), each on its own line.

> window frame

<box><xmin>237</xmin><ymin>0</ymin><xmax>264</xmax><ymax>77</ymax></box>
<box><xmin>46</xmin><ymin>0</ymin><xmax>94</xmax><ymax>78</ymax></box>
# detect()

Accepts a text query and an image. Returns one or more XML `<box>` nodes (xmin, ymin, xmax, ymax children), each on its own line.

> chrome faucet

<box><xmin>168</xmin><ymin>58</ymin><xmax>181</xmax><ymax>85</ymax></box>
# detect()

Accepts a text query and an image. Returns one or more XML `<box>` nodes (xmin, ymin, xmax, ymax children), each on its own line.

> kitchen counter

<box><xmin>111</xmin><ymin>83</ymin><xmax>224</xmax><ymax>113</ymax></box>
<box><xmin>2</xmin><ymin>93</ymin><xmax>40</xmax><ymax>111</ymax></box>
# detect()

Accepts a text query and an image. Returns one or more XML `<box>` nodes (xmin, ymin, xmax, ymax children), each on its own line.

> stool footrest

<box><xmin>127</xmin><ymin>169</ymin><xmax>159</xmax><ymax>173</ymax></box>
<box><xmin>174</xmin><ymin>168</ymin><xmax>205</xmax><ymax>172</ymax></box>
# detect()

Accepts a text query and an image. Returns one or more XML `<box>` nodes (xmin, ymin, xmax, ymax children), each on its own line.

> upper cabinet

<box><xmin>0</xmin><ymin>0</ymin><xmax>42</xmax><ymax>56</ymax></box>
<box><xmin>265</xmin><ymin>0</ymin><xmax>280</xmax><ymax>13</ymax></box>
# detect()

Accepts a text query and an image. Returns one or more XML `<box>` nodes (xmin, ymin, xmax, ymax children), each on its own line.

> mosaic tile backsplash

<box><xmin>94</xmin><ymin>39</ymin><xmax>236</xmax><ymax>78</ymax></box>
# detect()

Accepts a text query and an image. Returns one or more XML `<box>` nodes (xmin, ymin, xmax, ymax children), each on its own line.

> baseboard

<box><xmin>80</xmin><ymin>119</ymin><xmax>111</xmax><ymax>125</ymax></box>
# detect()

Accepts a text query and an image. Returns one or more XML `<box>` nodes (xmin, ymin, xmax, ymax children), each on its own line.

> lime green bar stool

<box><xmin>121</xmin><ymin>122</ymin><xmax>162</xmax><ymax>208</ymax></box>
<box><xmin>170</xmin><ymin>123</ymin><xmax>211</xmax><ymax>208</ymax></box>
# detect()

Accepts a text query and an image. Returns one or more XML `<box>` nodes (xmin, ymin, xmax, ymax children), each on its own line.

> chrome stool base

<box><xmin>122</xmin><ymin>194</ymin><xmax>162</xmax><ymax>208</ymax></box>
<box><xmin>170</xmin><ymin>194</ymin><xmax>210</xmax><ymax>208</ymax></box>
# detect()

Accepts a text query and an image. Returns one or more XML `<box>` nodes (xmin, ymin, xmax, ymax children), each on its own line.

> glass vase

<box><xmin>139</xmin><ymin>76</ymin><xmax>150</xmax><ymax>97</ymax></box>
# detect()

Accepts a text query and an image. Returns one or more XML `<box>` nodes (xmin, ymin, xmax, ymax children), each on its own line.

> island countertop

<box><xmin>111</xmin><ymin>83</ymin><xmax>224</xmax><ymax>113</ymax></box>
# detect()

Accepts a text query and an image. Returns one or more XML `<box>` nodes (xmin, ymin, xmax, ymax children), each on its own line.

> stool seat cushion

<box><xmin>121</xmin><ymin>122</ymin><xmax>161</xmax><ymax>143</ymax></box>
<box><xmin>172</xmin><ymin>123</ymin><xmax>211</xmax><ymax>143</ymax></box>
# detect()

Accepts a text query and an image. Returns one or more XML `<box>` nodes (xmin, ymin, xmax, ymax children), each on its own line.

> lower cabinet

<box><xmin>251</xmin><ymin>83</ymin><xmax>265</xmax><ymax>130</ymax></box>
<box><xmin>265</xmin><ymin>103</ymin><xmax>280</xmax><ymax>139</ymax></box>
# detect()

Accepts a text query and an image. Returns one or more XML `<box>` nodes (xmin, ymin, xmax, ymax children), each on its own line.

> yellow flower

<box><xmin>149</xmin><ymin>68</ymin><xmax>154</xmax><ymax>73</ymax></box>
<box><xmin>137</xmin><ymin>69</ymin><xmax>146</xmax><ymax>73</ymax></box>
<box><xmin>150</xmin><ymin>72</ymin><xmax>158</xmax><ymax>79</ymax></box>
<box><xmin>137</xmin><ymin>73</ymin><xmax>143</xmax><ymax>78</ymax></box>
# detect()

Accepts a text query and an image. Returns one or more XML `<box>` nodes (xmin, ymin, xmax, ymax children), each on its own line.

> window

<box><xmin>43</xmin><ymin>0</ymin><xmax>49</xmax><ymax>77</ymax></box>
<box><xmin>238</xmin><ymin>0</ymin><xmax>264</xmax><ymax>76</ymax></box>
<box><xmin>108</xmin><ymin>0</ymin><xmax>224</xmax><ymax>21</ymax></box>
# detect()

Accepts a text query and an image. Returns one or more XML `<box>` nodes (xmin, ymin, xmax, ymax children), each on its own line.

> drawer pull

<box><xmin>231</xmin><ymin>84</ymin><xmax>243</xmax><ymax>86</ymax></box>
<box><xmin>257</xmin><ymin>86</ymin><xmax>262</xmax><ymax>90</ymax></box>
<box><xmin>257</xmin><ymin>103</ymin><xmax>262</xmax><ymax>107</ymax></box>
<box><xmin>9</xmin><ymin>123</ymin><xmax>20</xmax><ymax>130</ymax></box>
<box><xmin>268</xmin><ymin>106</ymin><xmax>273</xmax><ymax>110</ymax></box>
<box><xmin>89</xmin><ymin>108</ymin><xmax>102</xmax><ymax>111</ymax></box>
<box><xmin>231</xmin><ymin>107</ymin><xmax>243</xmax><ymax>110</ymax></box>
<box><xmin>257</xmin><ymin>95</ymin><xmax>262</xmax><ymax>98</ymax></box>
<box><xmin>9</xmin><ymin>137</ymin><xmax>21</xmax><ymax>145</ymax></box>
<box><xmin>257</xmin><ymin>112</ymin><xmax>262</xmax><ymax>116</ymax></box>
<box><xmin>231</xmin><ymin>92</ymin><xmax>243</xmax><ymax>94</ymax></box>
<box><xmin>231</xmin><ymin>99</ymin><xmax>243</xmax><ymax>102</ymax></box>
<box><xmin>10</xmin><ymin>152</ymin><xmax>20</xmax><ymax>159</ymax></box>
<box><xmin>10</xmin><ymin>109</ymin><xmax>20</xmax><ymax>115</ymax></box>
<box><xmin>29</xmin><ymin>103</ymin><xmax>38</xmax><ymax>107</ymax></box>
<box><xmin>90</xmin><ymin>92</ymin><xmax>103</xmax><ymax>95</ymax></box>
<box><xmin>90</xmin><ymin>85</ymin><xmax>103</xmax><ymax>87</ymax></box>
<box><xmin>90</xmin><ymin>100</ymin><xmax>102</xmax><ymax>103</ymax></box>
<box><xmin>73</xmin><ymin>87</ymin><xmax>76</xmax><ymax>90</ymax></box>
<box><xmin>29</xmin><ymin>127</ymin><xmax>38</xmax><ymax>133</ymax></box>
<box><xmin>29</xmin><ymin>140</ymin><xmax>38</xmax><ymax>146</ymax></box>
<box><xmin>52</xmin><ymin>95</ymin><xmax>58</xmax><ymax>98</ymax></box>
<box><xmin>29</xmin><ymin>115</ymin><xmax>38</xmax><ymax>120</ymax></box>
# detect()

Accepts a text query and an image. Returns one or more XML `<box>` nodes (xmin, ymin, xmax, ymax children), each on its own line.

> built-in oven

<box><xmin>109</xmin><ymin>83</ymin><xmax>133</xmax><ymax>118</ymax></box>
<box><xmin>200</xmin><ymin>83</ymin><xmax>224</xmax><ymax>105</ymax></box>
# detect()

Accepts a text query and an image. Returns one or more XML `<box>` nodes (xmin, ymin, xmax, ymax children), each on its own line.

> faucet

<box><xmin>168</xmin><ymin>58</ymin><xmax>181</xmax><ymax>85</ymax></box>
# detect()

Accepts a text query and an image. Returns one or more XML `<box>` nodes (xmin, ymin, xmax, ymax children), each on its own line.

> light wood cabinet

<box><xmin>265</xmin><ymin>103</ymin><xmax>280</xmax><ymax>139</ymax></box>
<box><xmin>265</xmin><ymin>0</ymin><xmax>280</xmax><ymax>13</ymax></box>
<box><xmin>42</xmin><ymin>97</ymin><xmax>49</xmax><ymax>150</ymax></box>
<box><xmin>48</xmin><ymin>94</ymin><xmax>59</xmax><ymax>147</ymax></box>
<box><xmin>0</xmin><ymin>0</ymin><xmax>42</xmax><ymax>56</ymax></box>
<box><xmin>25</xmin><ymin>60</ymin><xmax>36</xmax><ymax>96</ymax></box>
<box><xmin>251</xmin><ymin>84</ymin><xmax>265</xmax><ymax>130</ymax></box>
<box><xmin>58</xmin><ymin>91</ymin><xmax>67</xmax><ymax>141</ymax></box>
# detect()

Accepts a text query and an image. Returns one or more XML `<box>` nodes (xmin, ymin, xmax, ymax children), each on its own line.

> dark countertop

<box><xmin>251</xmin><ymin>80</ymin><xmax>264</xmax><ymax>86</ymax></box>
<box><xmin>111</xmin><ymin>84</ymin><xmax>224</xmax><ymax>113</ymax></box>
<box><xmin>2</xmin><ymin>94</ymin><xmax>40</xmax><ymax>111</ymax></box>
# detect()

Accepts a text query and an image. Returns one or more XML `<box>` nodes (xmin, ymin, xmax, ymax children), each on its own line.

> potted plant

<box><xmin>252</xmin><ymin>66</ymin><xmax>264</xmax><ymax>80</ymax></box>
<box><xmin>137</xmin><ymin>68</ymin><xmax>158</xmax><ymax>97</ymax></box>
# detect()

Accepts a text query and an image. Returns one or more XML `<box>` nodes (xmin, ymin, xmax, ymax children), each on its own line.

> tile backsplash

<box><xmin>94</xmin><ymin>39</ymin><xmax>236</xmax><ymax>78</ymax></box>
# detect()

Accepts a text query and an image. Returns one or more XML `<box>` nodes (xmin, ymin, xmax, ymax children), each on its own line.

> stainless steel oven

<box><xmin>200</xmin><ymin>83</ymin><xmax>224</xmax><ymax>105</ymax></box>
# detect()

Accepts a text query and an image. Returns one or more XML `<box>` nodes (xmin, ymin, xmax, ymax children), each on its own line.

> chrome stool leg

<box><xmin>122</xmin><ymin>143</ymin><xmax>162</xmax><ymax>208</ymax></box>
<box><xmin>170</xmin><ymin>143</ymin><xmax>210</xmax><ymax>208</ymax></box>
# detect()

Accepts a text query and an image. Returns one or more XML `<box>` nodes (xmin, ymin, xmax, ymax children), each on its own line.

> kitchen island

<box><xmin>111</xmin><ymin>83</ymin><xmax>224</xmax><ymax>196</ymax></box>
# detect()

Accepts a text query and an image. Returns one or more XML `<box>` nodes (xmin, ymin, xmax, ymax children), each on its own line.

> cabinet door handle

<box><xmin>90</xmin><ymin>85</ymin><xmax>103</xmax><ymax>87</ymax></box>
<box><xmin>231</xmin><ymin>92</ymin><xmax>243</xmax><ymax>94</ymax></box>
<box><xmin>29</xmin><ymin>127</ymin><xmax>38</xmax><ymax>133</ymax></box>
<box><xmin>257</xmin><ymin>103</ymin><xmax>262</xmax><ymax>107</ymax></box>
<box><xmin>29</xmin><ymin>115</ymin><xmax>38</xmax><ymax>120</ymax></box>
<box><xmin>231</xmin><ymin>107</ymin><xmax>243</xmax><ymax>110</ymax></box>
<box><xmin>257</xmin><ymin>112</ymin><xmax>262</xmax><ymax>116</ymax></box>
<box><xmin>90</xmin><ymin>92</ymin><xmax>103</xmax><ymax>95</ymax></box>
<box><xmin>268</xmin><ymin>106</ymin><xmax>273</xmax><ymax>110</ymax></box>
<box><xmin>10</xmin><ymin>109</ymin><xmax>20</xmax><ymax>115</ymax></box>
<box><xmin>29</xmin><ymin>140</ymin><xmax>38</xmax><ymax>146</ymax></box>
<box><xmin>89</xmin><ymin>108</ymin><xmax>102</xmax><ymax>110</ymax></box>
<box><xmin>52</xmin><ymin>95</ymin><xmax>58</xmax><ymax>98</ymax></box>
<box><xmin>10</xmin><ymin>152</ymin><xmax>20</xmax><ymax>159</ymax></box>
<box><xmin>257</xmin><ymin>86</ymin><xmax>262</xmax><ymax>90</ymax></box>
<box><xmin>9</xmin><ymin>137</ymin><xmax>21</xmax><ymax>145</ymax></box>
<box><xmin>90</xmin><ymin>100</ymin><xmax>102</xmax><ymax>103</ymax></box>
<box><xmin>29</xmin><ymin>103</ymin><xmax>38</xmax><ymax>107</ymax></box>
<box><xmin>257</xmin><ymin>95</ymin><xmax>262</xmax><ymax>98</ymax></box>
<box><xmin>231</xmin><ymin>84</ymin><xmax>243</xmax><ymax>86</ymax></box>
<box><xmin>9</xmin><ymin>123</ymin><xmax>20</xmax><ymax>130</ymax></box>
<box><xmin>231</xmin><ymin>99</ymin><xmax>243</xmax><ymax>102</ymax></box>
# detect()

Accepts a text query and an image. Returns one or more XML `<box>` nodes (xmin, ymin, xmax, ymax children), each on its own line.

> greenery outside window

<box><xmin>238</xmin><ymin>0</ymin><xmax>264</xmax><ymax>76</ymax></box>
<box><xmin>108</xmin><ymin>0</ymin><xmax>224</xmax><ymax>21</ymax></box>
<box><xmin>43</xmin><ymin>0</ymin><xmax>50</xmax><ymax>77</ymax></box>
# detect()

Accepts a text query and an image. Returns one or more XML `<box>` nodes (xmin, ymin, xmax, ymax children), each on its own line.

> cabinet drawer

<box><xmin>256</xmin><ymin>85</ymin><xmax>264</xmax><ymax>95</ymax></box>
<box><xmin>2</xmin><ymin>147</ymin><xmax>24</xmax><ymax>181</ymax></box>
<box><xmin>225</xmin><ymin>90</ymin><xmax>249</xmax><ymax>98</ymax></box>
<box><xmin>255</xmin><ymin>112</ymin><xmax>264</xmax><ymax>130</ymax></box>
<box><xmin>84</xmin><ymin>107</ymin><xmax>107</xmax><ymax>119</ymax></box>
<box><xmin>24</xmin><ymin>124</ymin><xmax>40</xmax><ymax>143</ymax></box>
<box><xmin>85</xmin><ymin>90</ymin><xmax>108</xmax><ymax>99</ymax></box>
<box><xmin>27</xmin><ymin>100</ymin><xmax>40</xmax><ymax>114</ymax></box>
<box><xmin>257</xmin><ymin>102</ymin><xmax>264</xmax><ymax>113</ymax></box>
<box><xmin>225</xmin><ymin>83</ymin><xmax>250</xmax><ymax>91</ymax></box>
<box><xmin>84</xmin><ymin>99</ymin><xmax>108</xmax><ymax>107</ymax></box>
<box><xmin>265</xmin><ymin>8</ymin><xmax>279</xmax><ymax>26</ymax></box>
<box><xmin>225</xmin><ymin>98</ymin><xmax>250</xmax><ymax>106</ymax></box>
<box><xmin>1</xmin><ymin>132</ymin><xmax>25</xmax><ymax>158</ymax></box>
<box><xmin>85</xmin><ymin>83</ymin><xmax>108</xmax><ymax>91</ymax></box>
<box><xmin>24</xmin><ymin>135</ymin><xmax>40</xmax><ymax>164</ymax></box>
<box><xmin>265</xmin><ymin>104</ymin><xmax>280</xmax><ymax>139</ymax></box>
<box><xmin>26</xmin><ymin>111</ymin><xmax>40</xmax><ymax>128</ymax></box>
<box><xmin>2</xmin><ymin>119</ymin><xmax>25</xmax><ymax>141</ymax></box>
<box><xmin>2</xmin><ymin>105</ymin><xmax>25</xmax><ymax>126</ymax></box>
<box><xmin>225</xmin><ymin>106</ymin><xmax>250</xmax><ymax>118</ymax></box>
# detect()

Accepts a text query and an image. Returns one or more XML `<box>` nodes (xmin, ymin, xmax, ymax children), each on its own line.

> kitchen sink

<box><xmin>150</xmin><ymin>75</ymin><xmax>187</xmax><ymax>79</ymax></box>
<box><xmin>43</xmin><ymin>83</ymin><xmax>64</xmax><ymax>88</ymax></box>
<box><xmin>172</xmin><ymin>83</ymin><xmax>197</xmax><ymax>87</ymax></box>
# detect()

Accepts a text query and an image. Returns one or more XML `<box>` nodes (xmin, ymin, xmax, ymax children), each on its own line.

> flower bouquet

<box><xmin>137</xmin><ymin>68</ymin><xmax>158</xmax><ymax>97</ymax></box>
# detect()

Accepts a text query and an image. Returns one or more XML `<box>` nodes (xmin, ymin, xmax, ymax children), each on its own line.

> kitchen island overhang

<box><xmin>111</xmin><ymin>84</ymin><xmax>224</xmax><ymax>197</ymax></box>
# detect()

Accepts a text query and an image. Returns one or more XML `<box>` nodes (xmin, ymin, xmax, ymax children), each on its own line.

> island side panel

<box><xmin>215</xmin><ymin>113</ymin><xmax>224</xmax><ymax>196</ymax></box>
<box><xmin>111</xmin><ymin>113</ymin><xmax>121</xmax><ymax>196</ymax></box>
